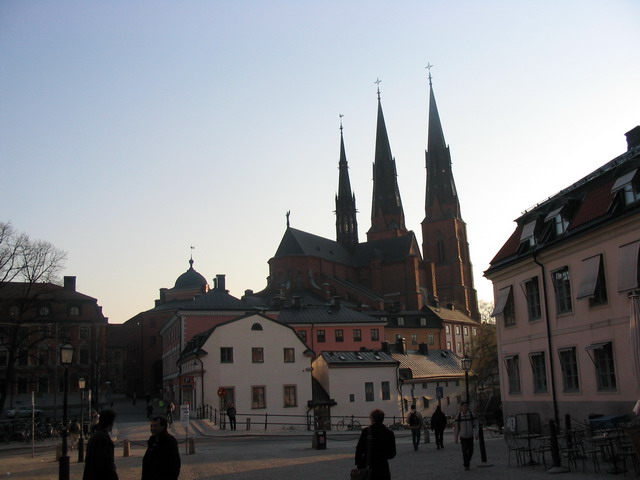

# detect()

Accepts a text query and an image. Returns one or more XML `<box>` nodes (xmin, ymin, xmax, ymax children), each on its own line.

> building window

<box><xmin>252</xmin><ymin>347</ymin><xmax>264</xmax><ymax>363</ymax></box>
<box><xmin>552</xmin><ymin>267</ymin><xmax>573</xmax><ymax>314</ymax></box>
<box><xmin>395</xmin><ymin>333</ymin><xmax>402</xmax><ymax>341</ymax></box>
<box><xmin>455</xmin><ymin>326</ymin><xmax>461</xmax><ymax>335</ymax></box>
<box><xmin>365</xmin><ymin>382</ymin><xmax>374</xmax><ymax>402</ymax></box>
<box><xmin>445</xmin><ymin>325</ymin><xmax>451</xmax><ymax>334</ymax></box>
<box><xmin>493</xmin><ymin>286</ymin><xmax>515</xmax><ymax>326</ymax></box>
<box><xmin>381</xmin><ymin>381</ymin><xmax>390</xmax><ymax>400</ymax></box>
<box><xmin>370</xmin><ymin>329</ymin><xmax>379</xmax><ymax>341</ymax></box>
<box><xmin>529</xmin><ymin>352</ymin><xmax>548</xmax><ymax>393</ymax></box>
<box><xmin>577</xmin><ymin>254</ymin><xmax>608</xmax><ymax>306</ymax></box>
<box><xmin>519</xmin><ymin>220</ymin><xmax>536</xmax><ymax>250</ymax></box>
<box><xmin>447</xmin><ymin>341</ymin><xmax>451</xmax><ymax>350</ymax></box>
<box><xmin>436</xmin><ymin>232</ymin><xmax>446</xmax><ymax>263</ymax></box>
<box><xmin>283</xmin><ymin>385</ymin><xmax>297</xmax><ymax>407</ymax></box>
<box><xmin>38</xmin><ymin>348</ymin><xmax>48</xmax><ymax>365</ymax></box>
<box><xmin>456</xmin><ymin>342</ymin><xmax>461</xmax><ymax>352</ymax></box>
<box><xmin>558</xmin><ymin>347</ymin><xmax>579</xmax><ymax>393</ymax></box>
<box><xmin>0</xmin><ymin>350</ymin><xmax>7</xmax><ymax>367</ymax></box>
<box><xmin>251</xmin><ymin>322</ymin><xmax>263</xmax><ymax>331</ymax></box>
<box><xmin>251</xmin><ymin>386</ymin><xmax>266</xmax><ymax>409</ymax></box>
<box><xmin>335</xmin><ymin>330</ymin><xmax>344</xmax><ymax>342</ymax></box>
<box><xmin>353</xmin><ymin>329</ymin><xmax>362</xmax><ymax>342</ymax></box>
<box><xmin>38</xmin><ymin>376</ymin><xmax>49</xmax><ymax>393</ymax></box>
<box><xmin>423</xmin><ymin>396</ymin><xmax>430</xmax><ymax>409</ymax></box>
<box><xmin>297</xmin><ymin>330</ymin><xmax>307</xmax><ymax>343</ymax></box>
<box><xmin>70</xmin><ymin>306</ymin><xmax>80</xmax><ymax>316</ymax></box>
<box><xmin>283</xmin><ymin>348</ymin><xmax>295</xmax><ymax>363</ymax></box>
<box><xmin>317</xmin><ymin>330</ymin><xmax>326</xmax><ymax>343</ymax></box>
<box><xmin>18</xmin><ymin>349</ymin><xmax>28</xmax><ymax>366</ymax></box>
<box><xmin>349</xmin><ymin>394</ymin><xmax>355</xmax><ymax>402</ymax></box>
<box><xmin>220</xmin><ymin>347</ymin><xmax>233</xmax><ymax>363</ymax></box>
<box><xmin>589</xmin><ymin>342</ymin><xmax>617</xmax><ymax>391</ymax></box>
<box><xmin>524</xmin><ymin>277</ymin><xmax>542</xmax><ymax>321</ymax></box>
<box><xmin>472</xmin><ymin>328</ymin><xmax>477</xmax><ymax>336</ymax></box>
<box><xmin>505</xmin><ymin>355</ymin><xmax>521</xmax><ymax>394</ymax></box>
<box><xmin>411</xmin><ymin>334</ymin><xmax>418</xmax><ymax>345</ymax></box>
<box><xmin>397</xmin><ymin>317</ymin><xmax>404</xmax><ymax>326</ymax></box>
<box><xmin>463</xmin><ymin>327</ymin><xmax>469</xmax><ymax>336</ymax></box>
<box><xmin>427</xmin><ymin>334</ymin><xmax>435</xmax><ymax>345</ymax></box>
<box><xmin>79</xmin><ymin>326</ymin><xmax>89</xmax><ymax>339</ymax></box>
<box><xmin>38</xmin><ymin>306</ymin><xmax>49</xmax><ymax>316</ymax></box>
<box><xmin>420</xmin><ymin>317</ymin><xmax>426</xmax><ymax>326</ymax></box>
<box><xmin>618</xmin><ymin>241</ymin><xmax>639</xmax><ymax>292</ymax></box>
<box><xmin>612</xmin><ymin>169</ymin><xmax>640</xmax><ymax>205</ymax></box>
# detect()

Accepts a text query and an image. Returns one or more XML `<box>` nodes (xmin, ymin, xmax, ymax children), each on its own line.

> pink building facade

<box><xmin>485</xmin><ymin>127</ymin><xmax>640</xmax><ymax>423</ymax></box>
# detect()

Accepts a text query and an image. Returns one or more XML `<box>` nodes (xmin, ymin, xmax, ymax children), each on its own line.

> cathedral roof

<box><xmin>274</xmin><ymin>228</ymin><xmax>355</xmax><ymax>266</ymax></box>
<box><xmin>353</xmin><ymin>234</ymin><xmax>417</xmax><ymax>266</ymax></box>
<box><xmin>174</xmin><ymin>258</ymin><xmax>207</xmax><ymax>290</ymax></box>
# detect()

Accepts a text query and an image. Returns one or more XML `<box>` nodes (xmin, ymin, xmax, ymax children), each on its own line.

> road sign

<box><xmin>180</xmin><ymin>404</ymin><xmax>190</xmax><ymax>427</ymax></box>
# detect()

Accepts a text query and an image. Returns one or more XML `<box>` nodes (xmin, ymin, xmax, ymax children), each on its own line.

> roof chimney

<box><xmin>625</xmin><ymin>126</ymin><xmax>640</xmax><ymax>151</ymax></box>
<box><xmin>418</xmin><ymin>343</ymin><xmax>429</xmax><ymax>355</ymax></box>
<box><xmin>396</xmin><ymin>337</ymin><xmax>407</xmax><ymax>355</ymax></box>
<box><xmin>63</xmin><ymin>276</ymin><xmax>76</xmax><ymax>291</ymax></box>
<box><xmin>215</xmin><ymin>274</ymin><xmax>226</xmax><ymax>291</ymax></box>
<box><xmin>381</xmin><ymin>341</ymin><xmax>390</xmax><ymax>353</ymax></box>
<box><xmin>330</xmin><ymin>296</ymin><xmax>341</xmax><ymax>309</ymax></box>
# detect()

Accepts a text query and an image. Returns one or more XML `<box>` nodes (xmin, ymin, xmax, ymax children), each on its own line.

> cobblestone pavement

<box><xmin>0</xmin><ymin>399</ymin><xmax>621</xmax><ymax>479</ymax></box>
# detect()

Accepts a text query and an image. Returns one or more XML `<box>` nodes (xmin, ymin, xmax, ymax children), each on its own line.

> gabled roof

<box><xmin>274</xmin><ymin>228</ymin><xmax>355</xmax><ymax>266</ymax></box>
<box><xmin>277</xmin><ymin>305</ymin><xmax>385</xmax><ymax>325</ymax></box>
<box><xmin>319</xmin><ymin>350</ymin><xmax>398</xmax><ymax>366</ymax></box>
<box><xmin>391</xmin><ymin>349</ymin><xmax>466</xmax><ymax>379</ymax></box>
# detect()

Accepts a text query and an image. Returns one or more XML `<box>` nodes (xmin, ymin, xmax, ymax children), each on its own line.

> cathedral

<box><xmin>247</xmin><ymin>75</ymin><xmax>480</xmax><ymax>329</ymax></box>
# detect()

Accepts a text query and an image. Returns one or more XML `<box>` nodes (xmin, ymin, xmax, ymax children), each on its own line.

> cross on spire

<box><xmin>375</xmin><ymin>77</ymin><xmax>382</xmax><ymax>100</ymax></box>
<box><xmin>425</xmin><ymin>63</ymin><xmax>434</xmax><ymax>86</ymax></box>
<box><xmin>339</xmin><ymin>114</ymin><xmax>344</xmax><ymax>133</ymax></box>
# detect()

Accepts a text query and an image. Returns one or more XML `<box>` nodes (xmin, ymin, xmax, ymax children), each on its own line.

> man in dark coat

<box><xmin>83</xmin><ymin>409</ymin><xmax>118</xmax><ymax>480</ymax></box>
<box><xmin>430</xmin><ymin>405</ymin><xmax>448</xmax><ymax>449</ymax></box>
<box><xmin>142</xmin><ymin>416</ymin><xmax>181</xmax><ymax>480</ymax></box>
<box><xmin>355</xmin><ymin>409</ymin><xmax>396</xmax><ymax>480</ymax></box>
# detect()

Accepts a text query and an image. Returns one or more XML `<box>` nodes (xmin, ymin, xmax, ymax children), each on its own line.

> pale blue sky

<box><xmin>1</xmin><ymin>1</ymin><xmax>639</xmax><ymax>323</ymax></box>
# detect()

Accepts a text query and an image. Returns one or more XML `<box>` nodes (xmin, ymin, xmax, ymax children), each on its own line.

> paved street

<box><xmin>0</xmin><ymin>399</ymin><xmax>617</xmax><ymax>479</ymax></box>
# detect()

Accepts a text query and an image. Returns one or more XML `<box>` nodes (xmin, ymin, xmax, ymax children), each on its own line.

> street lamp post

<box><xmin>59</xmin><ymin>344</ymin><xmax>74</xmax><ymax>480</ymax></box>
<box><xmin>461</xmin><ymin>354</ymin><xmax>472</xmax><ymax>404</ymax></box>
<box><xmin>78</xmin><ymin>378</ymin><xmax>86</xmax><ymax>463</ymax></box>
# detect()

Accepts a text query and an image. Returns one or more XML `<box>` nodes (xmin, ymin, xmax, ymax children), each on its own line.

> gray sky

<box><xmin>1</xmin><ymin>1</ymin><xmax>639</xmax><ymax>323</ymax></box>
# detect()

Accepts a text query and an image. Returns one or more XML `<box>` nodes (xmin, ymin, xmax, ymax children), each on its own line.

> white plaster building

<box><xmin>177</xmin><ymin>313</ymin><xmax>314</xmax><ymax>429</ymax></box>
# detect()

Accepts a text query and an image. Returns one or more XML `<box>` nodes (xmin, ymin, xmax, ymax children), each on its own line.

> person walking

<box><xmin>165</xmin><ymin>401</ymin><xmax>175</xmax><ymax>425</ymax></box>
<box><xmin>431</xmin><ymin>405</ymin><xmax>447</xmax><ymax>449</ymax></box>
<box><xmin>69</xmin><ymin>419</ymin><xmax>81</xmax><ymax>450</ymax></box>
<box><xmin>355</xmin><ymin>409</ymin><xmax>396</xmax><ymax>480</ymax></box>
<box><xmin>406</xmin><ymin>404</ymin><xmax>423</xmax><ymax>451</ymax></box>
<box><xmin>82</xmin><ymin>409</ymin><xmax>118</xmax><ymax>480</ymax></box>
<box><xmin>226</xmin><ymin>403</ymin><xmax>237</xmax><ymax>431</ymax></box>
<box><xmin>141</xmin><ymin>416</ymin><xmax>181</xmax><ymax>480</ymax></box>
<box><xmin>454</xmin><ymin>401</ymin><xmax>478</xmax><ymax>471</ymax></box>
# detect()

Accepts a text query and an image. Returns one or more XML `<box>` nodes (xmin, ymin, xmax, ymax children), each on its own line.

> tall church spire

<box><xmin>421</xmin><ymin>71</ymin><xmax>479</xmax><ymax>321</ymax></box>
<box><xmin>335</xmin><ymin>116</ymin><xmax>359</xmax><ymax>251</ymax></box>
<box><xmin>425</xmin><ymin>76</ymin><xmax>460</xmax><ymax>220</ymax></box>
<box><xmin>367</xmin><ymin>79</ymin><xmax>407</xmax><ymax>241</ymax></box>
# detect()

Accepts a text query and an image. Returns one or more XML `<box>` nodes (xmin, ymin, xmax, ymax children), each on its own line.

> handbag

<box><xmin>350</xmin><ymin>467</ymin><xmax>370</xmax><ymax>480</ymax></box>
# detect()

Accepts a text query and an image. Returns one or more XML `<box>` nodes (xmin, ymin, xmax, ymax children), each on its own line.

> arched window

<box><xmin>251</xmin><ymin>323</ymin><xmax>263</xmax><ymax>331</ymax></box>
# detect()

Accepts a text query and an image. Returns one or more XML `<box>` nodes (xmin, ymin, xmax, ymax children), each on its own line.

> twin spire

<box><xmin>336</xmin><ymin>73</ymin><xmax>455</xmax><ymax>247</ymax></box>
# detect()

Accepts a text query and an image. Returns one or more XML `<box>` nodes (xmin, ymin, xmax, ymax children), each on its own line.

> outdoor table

<box><xmin>592</xmin><ymin>433</ymin><xmax>622</xmax><ymax>474</ymax></box>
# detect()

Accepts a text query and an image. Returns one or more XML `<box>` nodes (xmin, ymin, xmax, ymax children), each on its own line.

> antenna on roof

<box><xmin>189</xmin><ymin>245</ymin><xmax>195</xmax><ymax>267</ymax></box>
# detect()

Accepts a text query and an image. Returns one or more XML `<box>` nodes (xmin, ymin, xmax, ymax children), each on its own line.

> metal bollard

<box><xmin>424</xmin><ymin>427</ymin><xmax>430</xmax><ymax>443</ymax></box>
<box><xmin>55</xmin><ymin>444</ymin><xmax>62</xmax><ymax>461</ymax></box>
<box><xmin>246</xmin><ymin>417</ymin><xmax>251</xmax><ymax>430</ymax></box>
<box><xmin>187</xmin><ymin>438</ymin><xmax>195</xmax><ymax>455</ymax></box>
<box><xmin>123</xmin><ymin>440</ymin><xmax>131</xmax><ymax>457</ymax></box>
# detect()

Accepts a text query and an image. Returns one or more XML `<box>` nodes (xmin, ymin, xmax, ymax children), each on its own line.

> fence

<box><xmin>193</xmin><ymin>405</ymin><xmax>399</xmax><ymax>431</ymax></box>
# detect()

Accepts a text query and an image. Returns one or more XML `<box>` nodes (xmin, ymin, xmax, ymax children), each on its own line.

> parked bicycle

<box><xmin>335</xmin><ymin>415</ymin><xmax>361</xmax><ymax>431</ymax></box>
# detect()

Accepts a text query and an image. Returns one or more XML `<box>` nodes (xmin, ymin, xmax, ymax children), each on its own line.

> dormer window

<box><xmin>518</xmin><ymin>220</ymin><xmax>537</xmax><ymax>251</ymax></box>
<box><xmin>612</xmin><ymin>169</ymin><xmax>639</xmax><ymax>206</ymax></box>
<box><xmin>544</xmin><ymin>207</ymin><xmax>569</xmax><ymax>236</ymax></box>
<box><xmin>397</xmin><ymin>317</ymin><xmax>404</xmax><ymax>326</ymax></box>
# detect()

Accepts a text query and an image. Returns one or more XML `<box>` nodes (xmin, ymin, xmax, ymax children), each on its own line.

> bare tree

<box><xmin>0</xmin><ymin>221</ymin><xmax>67</xmax><ymax>412</ymax></box>
<box><xmin>471</xmin><ymin>300</ymin><xmax>500</xmax><ymax>416</ymax></box>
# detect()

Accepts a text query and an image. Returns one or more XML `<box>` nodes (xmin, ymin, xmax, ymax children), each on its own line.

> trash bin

<box><xmin>314</xmin><ymin>430</ymin><xmax>326</xmax><ymax>450</ymax></box>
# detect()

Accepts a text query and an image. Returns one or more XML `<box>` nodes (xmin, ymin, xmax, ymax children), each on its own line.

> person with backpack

<box><xmin>406</xmin><ymin>404</ymin><xmax>423</xmax><ymax>451</ymax></box>
<box><xmin>454</xmin><ymin>401</ymin><xmax>478</xmax><ymax>470</ymax></box>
